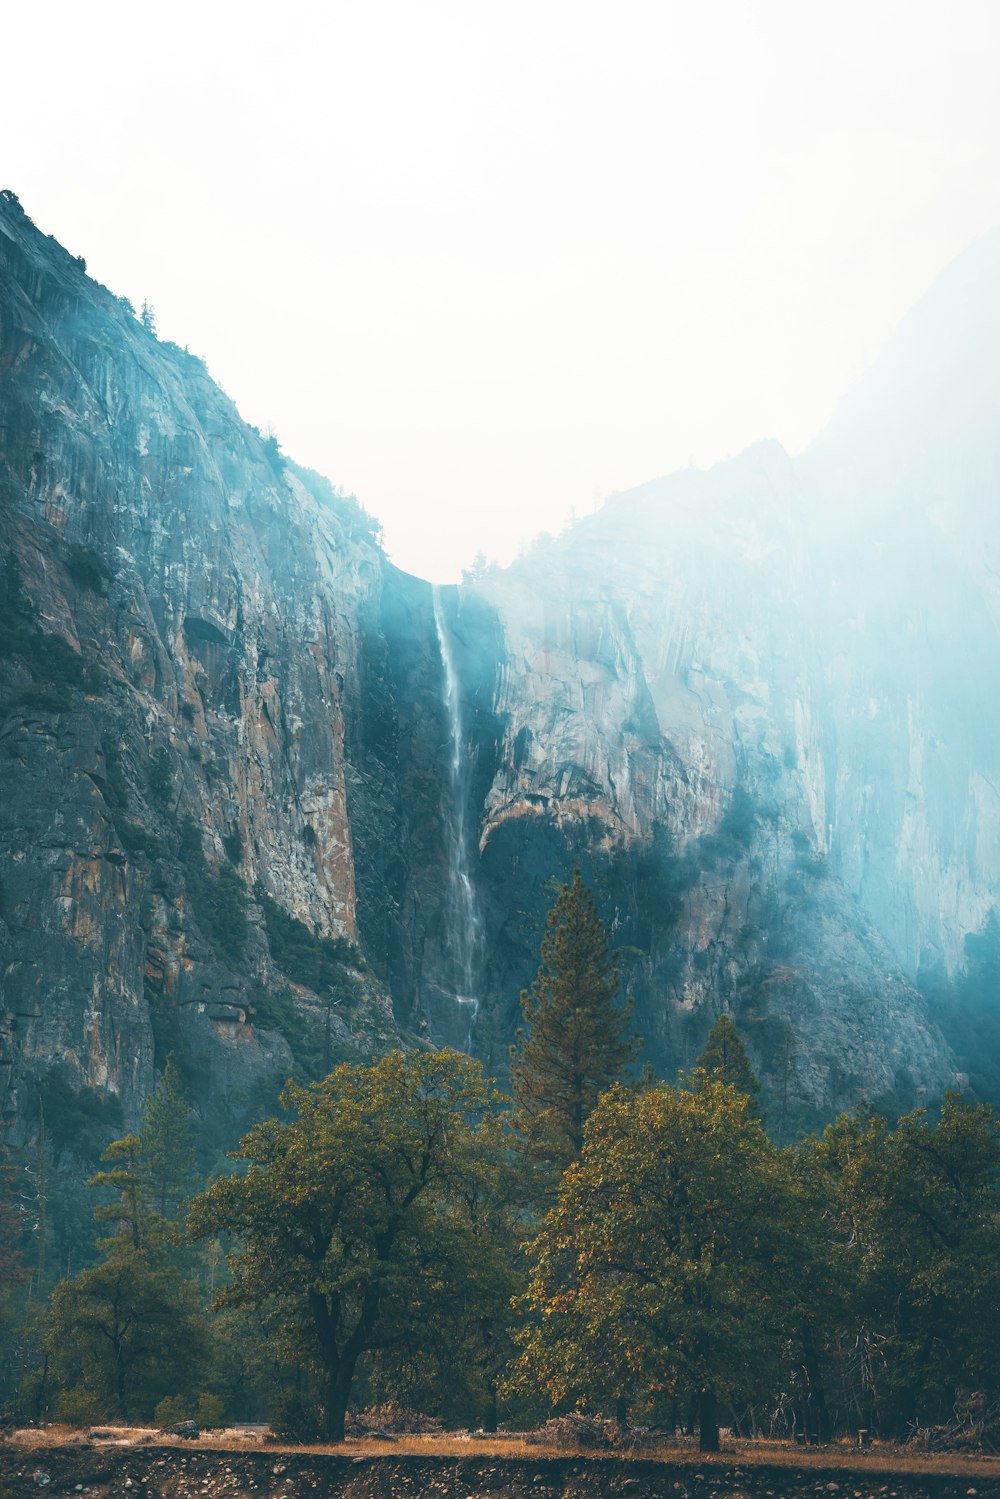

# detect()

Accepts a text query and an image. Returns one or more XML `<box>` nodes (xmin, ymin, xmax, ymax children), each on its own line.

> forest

<box><xmin>1</xmin><ymin>873</ymin><xmax>998</xmax><ymax>1452</ymax></box>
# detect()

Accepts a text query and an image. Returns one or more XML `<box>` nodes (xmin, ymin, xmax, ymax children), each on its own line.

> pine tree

<box><xmin>692</xmin><ymin>1013</ymin><xmax>762</xmax><ymax>1118</ymax></box>
<box><xmin>510</xmin><ymin>870</ymin><xmax>640</xmax><ymax>1195</ymax></box>
<box><xmin>141</xmin><ymin>1056</ymin><xmax>198</xmax><ymax>1218</ymax></box>
<box><xmin>88</xmin><ymin>1058</ymin><xmax>197</xmax><ymax>1249</ymax></box>
<box><xmin>89</xmin><ymin>1134</ymin><xmax>148</xmax><ymax>1251</ymax></box>
<box><xmin>41</xmin><ymin>1107</ymin><xmax>206</xmax><ymax>1422</ymax></box>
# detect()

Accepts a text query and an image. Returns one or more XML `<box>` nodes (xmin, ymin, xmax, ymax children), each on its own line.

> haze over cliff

<box><xmin>2</xmin><ymin>191</ymin><xmax>998</xmax><ymax>1158</ymax></box>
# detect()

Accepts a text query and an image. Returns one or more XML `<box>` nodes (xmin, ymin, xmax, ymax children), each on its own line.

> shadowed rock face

<box><xmin>5</xmin><ymin>192</ymin><xmax>999</xmax><ymax>1144</ymax></box>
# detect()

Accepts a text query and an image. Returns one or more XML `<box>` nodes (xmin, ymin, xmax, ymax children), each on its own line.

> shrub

<box><xmin>117</xmin><ymin>820</ymin><xmax>164</xmax><ymax>860</ymax></box>
<box><xmin>12</xmin><ymin>683</ymin><xmax>66</xmax><ymax>712</ymax></box>
<box><xmin>101</xmin><ymin>736</ymin><xmax>129</xmax><ymax>811</ymax></box>
<box><xmin>54</xmin><ymin>1385</ymin><xmax>107</xmax><ymax>1426</ymax></box>
<box><xmin>196</xmin><ymin>1392</ymin><xmax>226</xmax><ymax>1429</ymax></box>
<box><xmin>36</xmin><ymin>1066</ymin><xmax>123</xmax><ymax>1162</ymax></box>
<box><xmin>0</xmin><ymin>556</ymin><xmax>101</xmax><ymax>693</ymax></box>
<box><xmin>179</xmin><ymin>819</ymin><xmax>248</xmax><ymax>965</ymax></box>
<box><xmin>154</xmin><ymin>1394</ymin><xmax>192</xmax><ymax>1427</ymax></box>
<box><xmin>255</xmin><ymin>883</ymin><xmax>361</xmax><ymax>990</ymax></box>
<box><xmin>153</xmin><ymin>1392</ymin><xmax>224</xmax><ymax>1429</ymax></box>
<box><xmin>719</xmin><ymin>784</ymin><xmax>757</xmax><ymax>846</ymax></box>
<box><xmin>269</xmin><ymin>1389</ymin><xmax>321</xmax><ymax>1443</ymax></box>
<box><xmin>148</xmin><ymin>747</ymin><xmax>173</xmax><ymax>807</ymax></box>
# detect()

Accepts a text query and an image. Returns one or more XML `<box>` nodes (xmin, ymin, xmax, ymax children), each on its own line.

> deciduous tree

<box><xmin>44</xmin><ymin>1247</ymin><xmax>203</xmax><ymax>1421</ymax></box>
<box><xmin>188</xmin><ymin>1049</ymin><xmax>513</xmax><ymax>1441</ymax></box>
<box><xmin>516</xmin><ymin>1078</ymin><xmax>792</xmax><ymax>1449</ymax></box>
<box><xmin>826</xmin><ymin>1093</ymin><xmax>1000</xmax><ymax>1434</ymax></box>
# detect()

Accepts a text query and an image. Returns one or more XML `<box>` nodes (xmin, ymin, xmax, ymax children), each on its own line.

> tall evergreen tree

<box><xmin>141</xmin><ymin>1055</ymin><xmax>198</xmax><ymax>1218</ymax></box>
<box><xmin>510</xmin><ymin>870</ymin><xmax>640</xmax><ymax>1195</ymax></box>
<box><xmin>40</xmin><ymin>1119</ymin><xmax>206</xmax><ymax>1422</ymax></box>
<box><xmin>693</xmin><ymin>1014</ymin><xmax>762</xmax><ymax>1118</ymax></box>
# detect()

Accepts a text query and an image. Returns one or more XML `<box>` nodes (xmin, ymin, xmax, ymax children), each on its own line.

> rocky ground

<box><xmin>3</xmin><ymin>1435</ymin><xmax>1000</xmax><ymax>1499</ymax></box>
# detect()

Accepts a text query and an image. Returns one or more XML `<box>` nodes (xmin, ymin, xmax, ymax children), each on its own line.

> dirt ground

<box><xmin>4</xmin><ymin>1432</ymin><xmax>1000</xmax><ymax>1499</ymax></box>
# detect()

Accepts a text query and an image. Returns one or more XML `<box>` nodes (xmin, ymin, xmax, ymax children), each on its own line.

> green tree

<box><xmin>141</xmin><ymin>1056</ymin><xmax>198</xmax><ymax>1219</ymax></box>
<box><xmin>827</xmin><ymin>1093</ymin><xmax>1000</xmax><ymax>1434</ymax></box>
<box><xmin>44</xmin><ymin>1247</ymin><xmax>203</xmax><ymax>1421</ymax></box>
<box><xmin>188</xmin><ymin>1049</ymin><xmax>513</xmax><ymax>1441</ymax></box>
<box><xmin>773</xmin><ymin>1134</ymin><xmax>861</xmax><ymax>1442</ymax></box>
<box><xmin>692</xmin><ymin>1014</ymin><xmax>762</xmax><ymax>1119</ymax></box>
<box><xmin>510</xmin><ymin>871</ymin><xmax>639</xmax><ymax>1198</ymax></box>
<box><xmin>366</xmin><ymin>1108</ymin><xmax>524</xmax><ymax>1430</ymax></box>
<box><xmin>89</xmin><ymin>1133</ymin><xmax>150</xmax><ymax>1251</ymax></box>
<box><xmin>86</xmin><ymin>1062</ymin><xmax>197</xmax><ymax>1252</ymax></box>
<box><xmin>38</xmin><ymin>1112</ymin><xmax>206</xmax><ymax>1422</ymax></box>
<box><xmin>515</xmin><ymin>1078</ymin><xmax>792</xmax><ymax>1449</ymax></box>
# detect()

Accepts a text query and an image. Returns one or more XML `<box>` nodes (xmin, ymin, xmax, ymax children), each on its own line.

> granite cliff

<box><xmin>3</xmin><ymin>191</ymin><xmax>998</xmax><ymax>1151</ymax></box>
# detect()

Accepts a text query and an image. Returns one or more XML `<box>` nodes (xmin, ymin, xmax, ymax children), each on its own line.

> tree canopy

<box><xmin>515</xmin><ymin>1077</ymin><xmax>792</xmax><ymax>1448</ymax></box>
<box><xmin>188</xmin><ymin>1048</ymin><xmax>515</xmax><ymax>1440</ymax></box>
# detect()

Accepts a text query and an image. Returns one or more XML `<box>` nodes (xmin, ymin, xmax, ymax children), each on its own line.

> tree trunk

<box><xmin>698</xmin><ymin>1387</ymin><xmax>719</xmax><ymax>1452</ymax></box>
<box><xmin>684</xmin><ymin>1391</ymin><xmax>697</xmax><ymax>1437</ymax></box>
<box><xmin>321</xmin><ymin>1363</ymin><xmax>353</xmax><ymax>1443</ymax></box>
<box><xmin>801</xmin><ymin>1327</ymin><xmax>832</xmax><ymax>1442</ymax></box>
<box><xmin>482</xmin><ymin>1383</ymin><xmax>498</xmax><ymax>1434</ymax></box>
<box><xmin>892</xmin><ymin>1385</ymin><xmax>918</xmax><ymax>1441</ymax></box>
<box><xmin>615</xmin><ymin>1393</ymin><xmax>629</xmax><ymax>1431</ymax></box>
<box><xmin>311</xmin><ymin>1288</ymin><xmax>371</xmax><ymax>1445</ymax></box>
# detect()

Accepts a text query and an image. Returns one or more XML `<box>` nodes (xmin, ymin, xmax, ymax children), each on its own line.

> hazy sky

<box><xmin>3</xmin><ymin>1</ymin><xmax>999</xmax><ymax>580</ymax></box>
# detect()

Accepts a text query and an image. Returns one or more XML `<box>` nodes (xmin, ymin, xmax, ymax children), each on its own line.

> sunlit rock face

<box><xmin>1</xmin><ymin>193</ymin><xmax>996</xmax><ymax>1142</ymax></box>
<box><xmin>0</xmin><ymin>195</ymin><xmax>399</xmax><ymax>1141</ymax></box>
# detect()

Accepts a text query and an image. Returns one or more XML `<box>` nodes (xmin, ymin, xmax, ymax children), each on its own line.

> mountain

<box><xmin>4</xmin><ymin>190</ymin><xmax>998</xmax><ymax>1156</ymax></box>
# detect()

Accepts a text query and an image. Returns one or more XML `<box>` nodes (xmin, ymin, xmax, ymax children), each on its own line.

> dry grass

<box><xmin>301</xmin><ymin>1434</ymin><xmax>1000</xmax><ymax>1474</ymax></box>
<box><xmin>6</xmin><ymin>1425</ymin><xmax>1000</xmax><ymax>1476</ymax></box>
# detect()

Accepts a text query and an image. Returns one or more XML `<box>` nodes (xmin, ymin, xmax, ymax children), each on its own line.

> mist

<box><xmin>2</xmin><ymin>0</ymin><xmax>999</xmax><ymax>578</ymax></box>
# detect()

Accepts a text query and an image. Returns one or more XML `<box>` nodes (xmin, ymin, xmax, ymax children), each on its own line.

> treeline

<box><xmin>2</xmin><ymin>875</ymin><xmax>999</xmax><ymax>1448</ymax></box>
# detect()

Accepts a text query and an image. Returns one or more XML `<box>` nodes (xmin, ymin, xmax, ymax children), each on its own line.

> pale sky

<box><xmin>3</xmin><ymin>1</ymin><xmax>999</xmax><ymax>580</ymax></box>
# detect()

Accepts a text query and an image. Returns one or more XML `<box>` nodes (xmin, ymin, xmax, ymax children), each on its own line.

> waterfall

<box><xmin>432</xmin><ymin>583</ymin><xmax>483</xmax><ymax>1043</ymax></box>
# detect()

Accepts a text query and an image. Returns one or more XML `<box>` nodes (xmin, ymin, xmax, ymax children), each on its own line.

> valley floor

<box><xmin>3</xmin><ymin>1432</ymin><xmax>1000</xmax><ymax>1499</ymax></box>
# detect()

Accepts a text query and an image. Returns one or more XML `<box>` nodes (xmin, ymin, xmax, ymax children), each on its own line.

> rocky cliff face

<box><xmin>460</xmin><ymin>444</ymin><xmax>953</xmax><ymax>1127</ymax></box>
<box><xmin>0</xmin><ymin>194</ymin><xmax>405</xmax><ymax>1148</ymax></box>
<box><xmin>3</xmin><ymin>191</ymin><xmax>997</xmax><ymax>1149</ymax></box>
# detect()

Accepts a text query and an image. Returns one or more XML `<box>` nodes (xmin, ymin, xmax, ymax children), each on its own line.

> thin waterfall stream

<box><xmin>431</xmin><ymin>583</ymin><xmax>483</xmax><ymax>1046</ymax></box>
